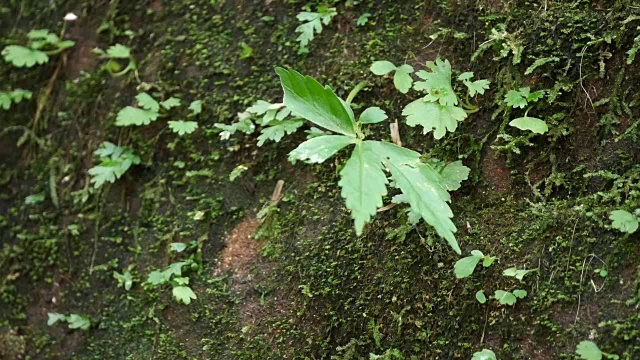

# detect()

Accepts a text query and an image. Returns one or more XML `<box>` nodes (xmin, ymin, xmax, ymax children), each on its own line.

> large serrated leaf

<box><xmin>276</xmin><ymin>67</ymin><xmax>356</xmax><ymax>136</ymax></box>
<box><xmin>338</xmin><ymin>141</ymin><xmax>388</xmax><ymax>235</ymax></box>
<box><xmin>289</xmin><ymin>135</ymin><xmax>355</xmax><ymax>164</ymax></box>
<box><xmin>372</xmin><ymin>143</ymin><xmax>459</xmax><ymax>253</ymax></box>
<box><xmin>403</xmin><ymin>100</ymin><xmax>467</xmax><ymax>139</ymax></box>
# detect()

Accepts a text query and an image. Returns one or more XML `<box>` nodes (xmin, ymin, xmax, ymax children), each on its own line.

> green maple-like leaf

<box><xmin>47</xmin><ymin>312</ymin><xmax>67</xmax><ymax>326</ymax></box>
<box><xmin>609</xmin><ymin>210</ymin><xmax>639</xmax><ymax>234</ymax></box>
<box><xmin>471</xmin><ymin>349</ymin><xmax>497</xmax><ymax>360</ymax></box>
<box><xmin>161</xmin><ymin>97</ymin><xmax>181</xmax><ymax>110</ymax></box>
<box><xmin>414</xmin><ymin>58</ymin><xmax>458</xmax><ymax>106</ymax></box>
<box><xmin>289</xmin><ymin>135</ymin><xmax>354</xmax><ymax>164</ymax></box>
<box><xmin>276</xmin><ymin>67</ymin><xmax>356</xmax><ymax>136</ymax></box>
<box><xmin>257</xmin><ymin>119</ymin><xmax>304</xmax><ymax>146</ymax></box>
<box><xmin>136</xmin><ymin>92</ymin><xmax>160</xmax><ymax>112</ymax></box>
<box><xmin>66</xmin><ymin>314</ymin><xmax>90</xmax><ymax>330</ymax></box>
<box><xmin>106</xmin><ymin>44</ymin><xmax>131</xmax><ymax>58</ymax></box>
<box><xmin>172</xmin><ymin>286</ymin><xmax>197</xmax><ymax>305</ymax></box>
<box><xmin>458</xmin><ymin>72</ymin><xmax>491</xmax><ymax>97</ymax></box>
<box><xmin>509</xmin><ymin>116</ymin><xmax>548</xmax><ymax>134</ymax></box>
<box><xmin>2</xmin><ymin>45</ymin><xmax>48</xmax><ymax>67</ymax></box>
<box><xmin>116</xmin><ymin>106</ymin><xmax>159</xmax><ymax>126</ymax></box>
<box><xmin>338</xmin><ymin>141</ymin><xmax>388</xmax><ymax>235</ymax></box>
<box><xmin>168</xmin><ymin>120</ymin><xmax>198</xmax><ymax>136</ymax></box>
<box><xmin>504</xmin><ymin>87</ymin><xmax>540</xmax><ymax>108</ymax></box>
<box><xmin>147</xmin><ymin>270</ymin><xmax>170</xmax><ymax>285</ymax></box>
<box><xmin>359</xmin><ymin>107</ymin><xmax>388</xmax><ymax>124</ymax></box>
<box><xmin>513</xmin><ymin>289</ymin><xmax>527</xmax><ymax>299</ymax></box>
<box><xmin>403</xmin><ymin>100</ymin><xmax>468</xmax><ymax>139</ymax></box>
<box><xmin>576</xmin><ymin>341</ymin><xmax>603</xmax><ymax>360</ymax></box>
<box><xmin>494</xmin><ymin>290</ymin><xmax>517</xmax><ymax>305</ymax></box>
<box><xmin>88</xmin><ymin>142</ymin><xmax>140</xmax><ymax>188</ymax></box>
<box><xmin>189</xmin><ymin>100</ymin><xmax>203</xmax><ymax>114</ymax></box>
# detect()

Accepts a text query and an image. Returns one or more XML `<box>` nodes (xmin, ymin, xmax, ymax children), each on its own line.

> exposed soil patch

<box><xmin>481</xmin><ymin>147</ymin><xmax>512</xmax><ymax>193</ymax></box>
<box><xmin>215</xmin><ymin>215</ymin><xmax>262</xmax><ymax>283</ymax></box>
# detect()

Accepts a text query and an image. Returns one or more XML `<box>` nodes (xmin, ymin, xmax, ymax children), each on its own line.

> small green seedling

<box><xmin>92</xmin><ymin>44</ymin><xmax>137</xmax><ymax>76</ymax></box>
<box><xmin>0</xmin><ymin>89</ymin><xmax>32</xmax><ymax>110</ymax></box>
<box><xmin>276</xmin><ymin>68</ymin><xmax>470</xmax><ymax>254</ymax></box>
<box><xmin>2</xmin><ymin>29</ymin><xmax>75</xmax><ymax>67</ymax></box>
<box><xmin>494</xmin><ymin>289</ymin><xmax>527</xmax><ymax>306</ymax></box>
<box><xmin>113</xmin><ymin>265</ymin><xmax>134</xmax><ymax>291</ymax></box>
<box><xmin>295</xmin><ymin>6</ymin><xmax>337</xmax><ymax>54</ymax></box>
<box><xmin>609</xmin><ymin>209</ymin><xmax>639</xmax><ymax>234</ymax></box>
<box><xmin>370</xmin><ymin>60</ymin><xmax>414</xmax><ymax>93</ymax></box>
<box><xmin>502</xmin><ymin>266</ymin><xmax>538</xmax><ymax>281</ymax></box>
<box><xmin>594</xmin><ymin>268</ymin><xmax>608</xmax><ymax>278</ymax></box>
<box><xmin>504</xmin><ymin>87</ymin><xmax>548</xmax><ymax>134</ymax></box>
<box><xmin>475</xmin><ymin>290</ymin><xmax>487</xmax><ymax>304</ymax></box>
<box><xmin>47</xmin><ymin>313</ymin><xmax>90</xmax><ymax>330</ymax></box>
<box><xmin>454</xmin><ymin>250</ymin><xmax>496</xmax><ymax>278</ymax></box>
<box><xmin>88</xmin><ymin>142</ymin><xmax>140</xmax><ymax>188</ymax></box>
<box><xmin>471</xmin><ymin>349</ymin><xmax>497</xmax><ymax>360</ymax></box>
<box><xmin>402</xmin><ymin>58</ymin><xmax>490</xmax><ymax>139</ymax></box>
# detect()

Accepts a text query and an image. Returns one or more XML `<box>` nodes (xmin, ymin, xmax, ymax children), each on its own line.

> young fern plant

<box><xmin>276</xmin><ymin>68</ymin><xmax>470</xmax><ymax>254</ymax></box>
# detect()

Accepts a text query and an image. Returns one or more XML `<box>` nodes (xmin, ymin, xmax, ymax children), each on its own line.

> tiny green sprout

<box><xmin>475</xmin><ymin>290</ymin><xmax>487</xmax><ymax>304</ymax></box>
<box><xmin>92</xmin><ymin>44</ymin><xmax>137</xmax><ymax>77</ymax></box>
<box><xmin>370</xmin><ymin>60</ymin><xmax>414</xmax><ymax>93</ymax></box>
<box><xmin>113</xmin><ymin>266</ymin><xmax>134</xmax><ymax>291</ymax></box>
<box><xmin>504</xmin><ymin>87</ymin><xmax>548</xmax><ymax>134</ymax></box>
<box><xmin>454</xmin><ymin>250</ymin><xmax>496</xmax><ymax>279</ymax></box>
<box><xmin>239</xmin><ymin>42</ymin><xmax>253</xmax><ymax>59</ymax></box>
<box><xmin>594</xmin><ymin>268</ymin><xmax>608</xmax><ymax>278</ymax></box>
<box><xmin>2</xmin><ymin>29</ymin><xmax>75</xmax><ymax>67</ymax></box>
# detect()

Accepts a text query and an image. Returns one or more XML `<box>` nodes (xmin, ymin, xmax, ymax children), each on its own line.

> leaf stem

<box><xmin>346</xmin><ymin>81</ymin><xmax>368</xmax><ymax>106</ymax></box>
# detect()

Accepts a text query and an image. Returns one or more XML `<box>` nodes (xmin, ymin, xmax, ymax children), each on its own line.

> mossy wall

<box><xmin>0</xmin><ymin>0</ymin><xmax>639</xmax><ymax>359</ymax></box>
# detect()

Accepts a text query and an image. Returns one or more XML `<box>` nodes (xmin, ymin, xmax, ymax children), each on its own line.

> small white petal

<box><xmin>64</xmin><ymin>13</ymin><xmax>78</xmax><ymax>21</ymax></box>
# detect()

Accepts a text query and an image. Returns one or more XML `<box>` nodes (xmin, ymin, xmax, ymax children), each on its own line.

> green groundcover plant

<box><xmin>275</xmin><ymin>68</ymin><xmax>470</xmax><ymax>254</ymax></box>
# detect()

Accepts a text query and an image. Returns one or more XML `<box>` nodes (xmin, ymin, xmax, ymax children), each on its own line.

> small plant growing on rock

<box><xmin>2</xmin><ymin>29</ymin><xmax>75</xmax><ymax>68</ymax></box>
